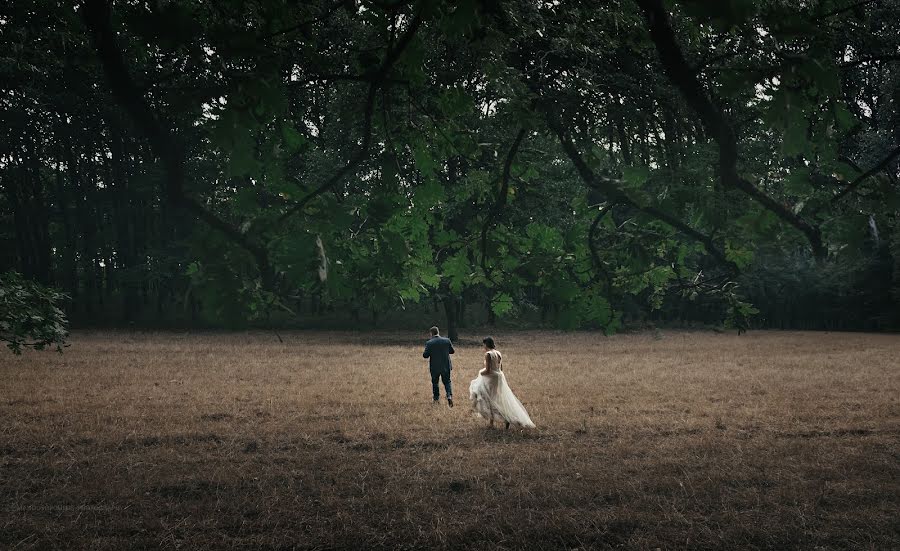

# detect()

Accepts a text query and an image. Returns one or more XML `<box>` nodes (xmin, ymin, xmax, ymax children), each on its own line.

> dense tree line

<box><xmin>2</xmin><ymin>0</ymin><xmax>899</xmax><ymax>338</ymax></box>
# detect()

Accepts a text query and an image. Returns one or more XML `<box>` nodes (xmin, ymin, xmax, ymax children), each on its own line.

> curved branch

<box><xmin>816</xmin><ymin>0</ymin><xmax>878</xmax><ymax>21</ymax></box>
<box><xmin>830</xmin><ymin>144</ymin><xmax>900</xmax><ymax>204</ymax></box>
<box><xmin>277</xmin><ymin>82</ymin><xmax>378</xmax><ymax>223</ymax></box>
<box><xmin>547</xmin><ymin>114</ymin><xmax>737</xmax><ymax>273</ymax></box>
<box><xmin>634</xmin><ymin>0</ymin><xmax>826</xmax><ymax>260</ymax></box>
<box><xmin>480</xmin><ymin>128</ymin><xmax>527</xmax><ymax>280</ymax></box>
<box><xmin>81</xmin><ymin>0</ymin><xmax>272</xmax><ymax>281</ymax></box>
<box><xmin>278</xmin><ymin>7</ymin><xmax>424</xmax><ymax>223</ymax></box>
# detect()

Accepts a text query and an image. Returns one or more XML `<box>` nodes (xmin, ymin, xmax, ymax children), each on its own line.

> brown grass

<box><xmin>1</xmin><ymin>330</ymin><xmax>898</xmax><ymax>550</ymax></box>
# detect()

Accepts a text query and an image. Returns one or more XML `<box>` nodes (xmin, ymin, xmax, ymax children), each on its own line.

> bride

<box><xmin>469</xmin><ymin>337</ymin><xmax>535</xmax><ymax>429</ymax></box>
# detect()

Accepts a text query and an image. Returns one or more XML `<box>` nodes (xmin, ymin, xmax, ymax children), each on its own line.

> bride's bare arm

<box><xmin>479</xmin><ymin>352</ymin><xmax>490</xmax><ymax>375</ymax></box>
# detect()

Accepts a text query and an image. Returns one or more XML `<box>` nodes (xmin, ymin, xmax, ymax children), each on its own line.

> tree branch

<box><xmin>277</xmin><ymin>7</ymin><xmax>424</xmax><ymax>223</ymax></box>
<box><xmin>80</xmin><ymin>0</ymin><xmax>272</xmax><ymax>281</ymax></box>
<box><xmin>277</xmin><ymin>82</ymin><xmax>378</xmax><ymax>223</ymax></box>
<box><xmin>830</xmin><ymin>144</ymin><xmax>900</xmax><ymax>204</ymax></box>
<box><xmin>816</xmin><ymin>0</ymin><xmax>878</xmax><ymax>21</ymax></box>
<box><xmin>480</xmin><ymin>128</ymin><xmax>527</xmax><ymax>280</ymax></box>
<box><xmin>259</xmin><ymin>0</ymin><xmax>346</xmax><ymax>42</ymax></box>
<box><xmin>546</xmin><ymin>114</ymin><xmax>737</xmax><ymax>273</ymax></box>
<box><xmin>634</xmin><ymin>0</ymin><xmax>826</xmax><ymax>260</ymax></box>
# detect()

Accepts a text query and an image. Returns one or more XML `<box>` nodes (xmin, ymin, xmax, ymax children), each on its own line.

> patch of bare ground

<box><xmin>1</xmin><ymin>330</ymin><xmax>898</xmax><ymax>549</ymax></box>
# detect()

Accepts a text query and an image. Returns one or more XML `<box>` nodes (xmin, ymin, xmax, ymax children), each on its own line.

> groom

<box><xmin>423</xmin><ymin>326</ymin><xmax>454</xmax><ymax>407</ymax></box>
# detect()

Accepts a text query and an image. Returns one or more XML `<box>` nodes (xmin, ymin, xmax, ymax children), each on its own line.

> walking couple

<box><xmin>422</xmin><ymin>326</ymin><xmax>535</xmax><ymax>429</ymax></box>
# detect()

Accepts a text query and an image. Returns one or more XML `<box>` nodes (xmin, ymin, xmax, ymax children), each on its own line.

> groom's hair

<box><xmin>430</xmin><ymin>326</ymin><xmax>439</xmax><ymax>336</ymax></box>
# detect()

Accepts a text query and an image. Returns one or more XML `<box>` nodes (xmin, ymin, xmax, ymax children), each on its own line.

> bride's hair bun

<box><xmin>482</xmin><ymin>336</ymin><xmax>495</xmax><ymax>349</ymax></box>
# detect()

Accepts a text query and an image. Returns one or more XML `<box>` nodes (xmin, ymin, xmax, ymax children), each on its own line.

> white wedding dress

<box><xmin>469</xmin><ymin>349</ymin><xmax>535</xmax><ymax>428</ymax></box>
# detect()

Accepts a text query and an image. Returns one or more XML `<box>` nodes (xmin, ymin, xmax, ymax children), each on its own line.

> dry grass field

<box><xmin>1</xmin><ymin>330</ymin><xmax>898</xmax><ymax>550</ymax></box>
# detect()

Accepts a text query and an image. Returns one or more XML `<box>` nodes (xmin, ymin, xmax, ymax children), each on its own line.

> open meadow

<box><xmin>1</xmin><ymin>330</ymin><xmax>898</xmax><ymax>550</ymax></box>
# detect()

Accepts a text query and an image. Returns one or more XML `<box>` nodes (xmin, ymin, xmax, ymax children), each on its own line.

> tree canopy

<box><xmin>2</xmin><ymin>0</ymin><xmax>899</xmax><ymax>338</ymax></box>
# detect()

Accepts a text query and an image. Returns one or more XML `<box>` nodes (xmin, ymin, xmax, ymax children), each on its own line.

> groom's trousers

<box><xmin>430</xmin><ymin>367</ymin><xmax>452</xmax><ymax>400</ymax></box>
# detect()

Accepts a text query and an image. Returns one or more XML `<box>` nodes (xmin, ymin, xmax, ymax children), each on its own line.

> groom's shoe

<box><xmin>448</xmin><ymin>398</ymin><xmax>454</xmax><ymax>408</ymax></box>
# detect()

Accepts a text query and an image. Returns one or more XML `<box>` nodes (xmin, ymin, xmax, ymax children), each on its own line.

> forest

<box><xmin>2</xmin><ymin>0</ymin><xmax>900</xmax><ymax>343</ymax></box>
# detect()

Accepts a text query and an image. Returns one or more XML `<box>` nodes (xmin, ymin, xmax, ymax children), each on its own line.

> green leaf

<box><xmin>0</xmin><ymin>271</ymin><xmax>69</xmax><ymax>355</ymax></box>
<box><xmin>400</xmin><ymin>36</ymin><xmax>426</xmax><ymax>83</ymax></box>
<box><xmin>833</xmin><ymin>102</ymin><xmax>856</xmax><ymax>131</ymax></box>
<box><xmin>438</xmin><ymin>88</ymin><xmax>474</xmax><ymax>116</ymax></box>
<box><xmin>443</xmin><ymin>0</ymin><xmax>480</xmax><ymax>36</ymax></box>
<box><xmin>719</xmin><ymin>69</ymin><xmax>750</xmax><ymax>97</ymax></box>
<box><xmin>491</xmin><ymin>293</ymin><xmax>514</xmax><ymax>317</ymax></box>
<box><xmin>622</xmin><ymin>165</ymin><xmax>650</xmax><ymax>188</ymax></box>
<box><xmin>782</xmin><ymin>106</ymin><xmax>809</xmax><ymax>156</ymax></box>
<box><xmin>226</xmin><ymin>130</ymin><xmax>257</xmax><ymax>177</ymax></box>
<box><xmin>646</xmin><ymin>265</ymin><xmax>675</xmax><ymax>288</ymax></box>
<box><xmin>186</xmin><ymin>262</ymin><xmax>201</xmax><ymax>276</ymax></box>
<box><xmin>433</xmin><ymin>229</ymin><xmax>459</xmax><ymax>246</ymax></box>
<box><xmin>556</xmin><ymin>306</ymin><xmax>580</xmax><ymax>330</ymax></box>
<box><xmin>785</xmin><ymin>168</ymin><xmax>812</xmax><ymax>196</ymax></box>
<box><xmin>550</xmin><ymin>279</ymin><xmax>580</xmax><ymax>302</ymax></box>
<box><xmin>831</xmin><ymin>161</ymin><xmax>859</xmax><ymax>181</ymax></box>
<box><xmin>441</xmin><ymin>252</ymin><xmax>471</xmax><ymax>294</ymax></box>
<box><xmin>799</xmin><ymin>58</ymin><xmax>840</xmax><ymax>96</ymax></box>
<box><xmin>413</xmin><ymin>141</ymin><xmax>436</xmax><ymax>176</ymax></box>
<box><xmin>525</xmin><ymin>223</ymin><xmax>563</xmax><ymax>251</ymax></box>
<box><xmin>280</xmin><ymin>123</ymin><xmax>307</xmax><ymax>153</ymax></box>
<box><xmin>581</xmin><ymin>294</ymin><xmax>612</xmax><ymax>326</ymax></box>
<box><xmin>232</xmin><ymin>187</ymin><xmax>258</xmax><ymax>214</ymax></box>
<box><xmin>725</xmin><ymin>241</ymin><xmax>754</xmax><ymax>270</ymax></box>
<box><xmin>413</xmin><ymin>178</ymin><xmax>444</xmax><ymax>208</ymax></box>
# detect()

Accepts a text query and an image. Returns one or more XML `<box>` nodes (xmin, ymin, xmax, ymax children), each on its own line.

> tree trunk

<box><xmin>442</xmin><ymin>296</ymin><xmax>459</xmax><ymax>341</ymax></box>
<box><xmin>110</xmin><ymin>123</ymin><xmax>140</xmax><ymax>322</ymax></box>
<box><xmin>10</xmin><ymin>141</ymin><xmax>51</xmax><ymax>284</ymax></box>
<box><xmin>54</xmin><ymin>152</ymin><xmax>78</xmax><ymax>300</ymax></box>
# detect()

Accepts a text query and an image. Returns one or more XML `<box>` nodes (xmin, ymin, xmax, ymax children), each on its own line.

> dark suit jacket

<box><xmin>423</xmin><ymin>336</ymin><xmax>454</xmax><ymax>371</ymax></box>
